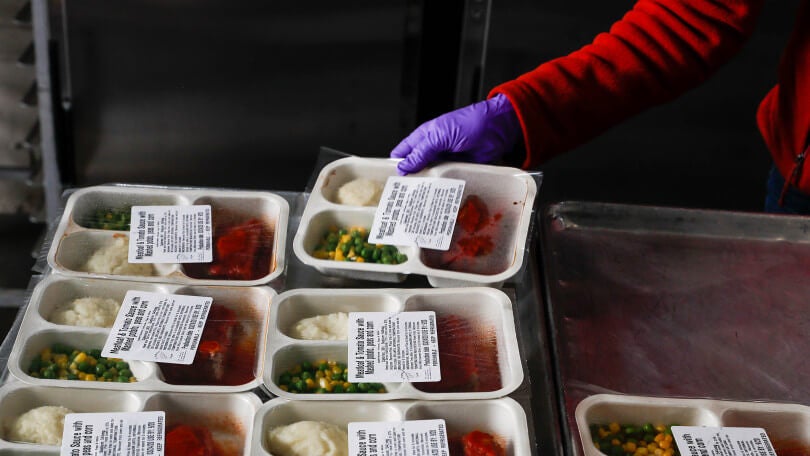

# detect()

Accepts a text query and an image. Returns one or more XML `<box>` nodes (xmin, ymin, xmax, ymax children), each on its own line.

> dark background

<box><xmin>1</xmin><ymin>0</ymin><xmax>801</xmax><ymax>369</ymax></box>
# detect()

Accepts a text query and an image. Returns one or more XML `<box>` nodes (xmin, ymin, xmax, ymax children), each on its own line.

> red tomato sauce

<box><xmin>448</xmin><ymin>431</ymin><xmax>506</xmax><ymax>456</ymax></box>
<box><xmin>414</xmin><ymin>315</ymin><xmax>502</xmax><ymax>393</ymax></box>
<box><xmin>773</xmin><ymin>440</ymin><xmax>810</xmax><ymax>456</ymax></box>
<box><xmin>165</xmin><ymin>424</ymin><xmax>242</xmax><ymax>456</ymax></box>
<box><xmin>421</xmin><ymin>195</ymin><xmax>507</xmax><ymax>275</ymax></box>
<box><xmin>159</xmin><ymin>304</ymin><xmax>258</xmax><ymax>386</ymax></box>
<box><xmin>184</xmin><ymin>218</ymin><xmax>274</xmax><ymax>281</ymax></box>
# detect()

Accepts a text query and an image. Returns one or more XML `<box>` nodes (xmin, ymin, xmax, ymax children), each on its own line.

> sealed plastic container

<box><xmin>576</xmin><ymin>394</ymin><xmax>810</xmax><ymax>456</ymax></box>
<box><xmin>294</xmin><ymin>157</ymin><xmax>538</xmax><ymax>287</ymax></box>
<box><xmin>263</xmin><ymin>287</ymin><xmax>524</xmax><ymax>400</ymax></box>
<box><xmin>47</xmin><ymin>185</ymin><xmax>289</xmax><ymax>286</ymax></box>
<box><xmin>7</xmin><ymin>275</ymin><xmax>272</xmax><ymax>392</ymax></box>
<box><xmin>253</xmin><ymin>397</ymin><xmax>531</xmax><ymax>455</ymax></box>
<box><xmin>0</xmin><ymin>382</ymin><xmax>260</xmax><ymax>455</ymax></box>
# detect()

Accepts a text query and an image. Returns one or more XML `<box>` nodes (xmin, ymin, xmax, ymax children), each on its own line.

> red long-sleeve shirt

<box><xmin>490</xmin><ymin>0</ymin><xmax>810</xmax><ymax>192</ymax></box>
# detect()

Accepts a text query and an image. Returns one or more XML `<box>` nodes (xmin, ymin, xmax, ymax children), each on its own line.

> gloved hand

<box><xmin>390</xmin><ymin>93</ymin><xmax>523</xmax><ymax>175</ymax></box>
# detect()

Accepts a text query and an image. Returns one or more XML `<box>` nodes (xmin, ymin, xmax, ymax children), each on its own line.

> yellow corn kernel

<box><xmin>663</xmin><ymin>435</ymin><xmax>673</xmax><ymax>443</ymax></box>
<box><xmin>313</xmin><ymin>250</ymin><xmax>330</xmax><ymax>259</ymax></box>
<box><xmin>647</xmin><ymin>444</ymin><xmax>658</xmax><ymax>452</ymax></box>
<box><xmin>328</xmin><ymin>251</ymin><xmax>335</xmax><ymax>259</ymax></box>
<box><xmin>654</xmin><ymin>425</ymin><xmax>665</xmax><ymax>433</ymax></box>
<box><xmin>624</xmin><ymin>442</ymin><xmax>637</xmax><ymax>452</ymax></box>
<box><xmin>343</xmin><ymin>382</ymin><xmax>351</xmax><ymax>389</ymax></box>
<box><xmin>328</xmin><ymin>225</ymin><xmax>338</xmax><ymax>233</ymax></box>
<box><xmin>88</xmin><ymin>357</ymin><xmax>97</xmax><ymax>367</ymax></box>
<box><xmin>659</xmin><ymin>440</ymin><xmax>671</xmax><ymax>450</ymax></box>
<box><xmin>638</xmin><ymin>442</ymin><xmax>647</xmax><ymax>447</ymax></box>
<box><xmin>356</xmin><ymin>227</ymin><xmax>367</xmax><ymax>236</ymax></box>
<box><xmin>319</xmin><ymin>377</ymin><xmax>329</xmax><ymax>389</ymax></box>
<box><xmin>129</xmin><ymin>377</ymin><xmax>136</xmax><ymax>382</ymax></box>
<box><xmin>77</xmin><ymin>372</ymin><xmax>86</xmax><ymax>380</ymax></box>
<box><xmin>340</xmin><ymin>234</ymin><xmax>352</xmax><ymax>243</ymax></box>
<box><xmin>663</xmin><ymin>449</ymin><xmax>674</xmax><ymax>456</ymax></box>
<box><xmin>74</xmin><ymin>352</ymin><xmax>87</xmax><ymax>363</ymax></box>
<box><xmin>598</xmin><ymin>428</ymin><xmax>610</xmax><ymax>438</ymax></box>
<box><xmin>376</xmin><ymin>244</ymin><xmax>384</xmax><ymax>248</ymax></box>
<box><xmin>279</xmin><ymin>385</ymin><xmax>288</xmax><ymax>392</ymax></box>
<box><xmin>356</xmin><ymin>257</ymin><xmax>365</xmax><ymax>262</ymax></box>
<box><xmin>315</xmin><ymin>370</ymin><xmax>324</xmax><ymax>379</ymax></box>
<box><xmin>654</xmin><ymin>449</ymin><xmax>663</xmax><ymax>456</ymax></box>
<box><xmin>84</xmin><ymin>374</ymin><xmax>96</xmax><ymax>381</ymax></box>
<box><xmin>332</xmin><ymin>366</ymin><xmax>342</xmax><ymax>375</ymax></box>
<box><xmin>654</xmin><ymin>434</ymin><xmax>664</xmax><ymax>443</ymax></box>
<box><xmin>40</xmin><ymin>348</ymin><xmax>52</xmax><ymax>361</ymax></box>
<box><xmin>305</xmin><ymin>378</ymin><xmax>315</xmax><ymax>388</ymax></box>
<box><xmin>335</xmin><ymin>250</ymin><xmax>345</xmax><ymax>261</ymax></box>
<box><xmin>635</xmin><ymin>448</ymin><xmax>649</xmax><ymax>456</ymax></box>
<box><xmin>595</xmin><ymin>442</ymin><xmax>601</xmax><ymax>450</ymax></box>
<box><xmin>377</xmin><ymin>388</ymin><xmax>386</xmax><ymax>393</ymax></box>
<box><xmin>612</xmin><ymin>439</ymin><xmax>621</xmax><ymax>446</ymax></box>
<box><xmin>609</xmin><ymin>423</ymin><xmax>621</xmax><ymax>433</ymax></box>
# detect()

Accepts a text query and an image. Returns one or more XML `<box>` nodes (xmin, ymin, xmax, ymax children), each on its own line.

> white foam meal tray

<box><xmin>47</xmin><ymin>185</ymin><xmax>289</xmax><ymax>286</ymax></box>
<box><xmin>293</xmin><ymin>157</ymin><xmax>538</xmax><ymax>287</ymax></box>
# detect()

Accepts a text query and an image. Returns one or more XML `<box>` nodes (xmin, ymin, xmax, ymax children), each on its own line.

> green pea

<box><xmin>346</xmin><ymin>384</ymin><xmax>358</xmax><ymax>393</ymax></box>
<box><xmin>103</xmin><ymin>371</ymin><xmax>114</xmax><ymax>380</ymax></box>
<box><xmin>624</xmin><ymin>426</ymin><xmax>636</xmax><ymax>435</ymax></box>
<box><xmin>642</xmin><ymin>423</ymin><xmax>654</xmax><ymax>434</ymax></box>
<box><xmin>342</xmin><ymin>372</ymin><xmax>348</xmax><ymax>381</ymax></box>
<box><xmin>332</xmin><ymin>385</ymin><xmax>345</xmax><ymax>393</ymax></box>
<box><xmin>301</xmin><ymin>371</ymin><xmax>312</xmax><ymax>380</ymax></box>
<box><xmin>318</xmin><ymin>363</ymin><xmax>328</xmax><ymax>371</ymax></box>
<box><xmin>108</xmin><ymin>367</ymin><xmax>118</xmax><ymax>376</ymax></box>
<box><xmin>29</xmin><ymin>358</ymin><xmax>41</xmax><ymax>372</ymax></box>
<box><xmin>118</xmin><ymin>376</ymin><xmax>129</xmax><ymax>383</ymax></box>
<box><xmin>331</xmin><ymin>372</ymin><xmax>342</xmax><ymax>380</ymax></box>
<box><xmin>316</xmin><ymin>388</ymin><xmax>327</xmax><ymax>394</ymax></box>
<box><xmin>643</xmin><ymin>434</ymin><xmax>654</xmax><ymax>443</ymax></box>
<box><xmin>381</xmin><ymin>255</ymin><xmax>392</xmax><ymax>264</ymax></box>
<box><xmin>279</xmin><ymin>373</ymin><xmax>291</xmax><ymax>384</ymax></box>
<box><xmin>357</xmin><ymin>383</ymin><xmax>369</xmax><ymax>392</ymax></box>
<box><xmin>95</xmin><ymin>365</ymin><xmax>106</xmax><ymax>376</ymax></box>
<box><xmin>294</xmin><ymin>380</ymin><xmax>305</xmax><ymax>391</ymax></box>
<box><xmin>88</xmin><ymin>349</ymin><xmax>102</xmax><ymax>359</ymax></box>
<box><xmin>116</xmin><ymin>362</ymin><xmax>128</xmax><ymax>371</ymax></box>
<box><xmin>338</xmin><ymin>229</ymin><xmax>347</xmax><ymax>236</ymax></box>
<box><xmin>119</xmin><ymin>368</ymin><xmax>132</xmax><ymax>378</ymax></box>
<box><xmin>42</xmin><ymin>370</ymin><xmax>57</xmax><ymax>379</ymax></box>
<box><xmin>67</xmin><ymin>373</ymin><xmax>79</xmax><ymax>380</ymax></box>
<box><xmin>372</xmin><ymin>249</ymin><xmax>381</xmax><ymax>261</ymax></box>
<box><xmin>77</xmin><ymin>361</ymin><xmax>90</xmax><ymax>372</ymax></box>
<box><xmin>301</xmin><ymin>361</ymin><xmax>311</xmax><ymax>371</ymax></box>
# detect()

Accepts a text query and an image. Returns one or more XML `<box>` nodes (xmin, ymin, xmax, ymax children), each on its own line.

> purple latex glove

<box><xmin>390</xmin><ymin>93</ymin><xmax>522</xmax><ymax>175</ymax></box>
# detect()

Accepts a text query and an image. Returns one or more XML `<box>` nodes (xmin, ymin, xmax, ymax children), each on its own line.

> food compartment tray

<box><xmin>7</xmin><ymin>275</ymin><xmax>273</xmax><ymax>393</ymax></box>
<box><xmin>47</xmin><ymin>185</ymin><xmax>290</xmax><ymax>286</ymax></box>
<box><xmin>293</xmin><ymin>157</ymin><xmax>538</xmax><ymax>287</ymax></box>
<box><xmin>576</xmin><ymin>394</ymin><xmax>810</xmax><ymax>456</ymax></box>
<box><xmin>0</xmin><ymin>382</ymin><xmax>261</xmax><ymax>455</ymax></box>
<box><xmin>252</xmin><ymin>397</ymin><xmax>531</xmax><ymax>456</ymax></box>
<box><xmin>263</xmin><ymin>287</ymin><xmax>524</xmax><ymax>400</ymax></box>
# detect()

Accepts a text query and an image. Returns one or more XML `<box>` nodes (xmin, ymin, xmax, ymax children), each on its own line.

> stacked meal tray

<box><xmin>0</xmin><ymin>157</ymin><xmax>541</xmax><ymax>455</ymax></box>
<box><xmin>576</xmin><ymin>394</ymin><xmax>810</xmax><ymax>456</ymax></box>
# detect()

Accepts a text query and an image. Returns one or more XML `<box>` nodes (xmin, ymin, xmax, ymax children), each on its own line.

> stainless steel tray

<box><xmin>541</xmin><ymin>201</ymin><xmax>810</xmax><ymax>456</ymax></box>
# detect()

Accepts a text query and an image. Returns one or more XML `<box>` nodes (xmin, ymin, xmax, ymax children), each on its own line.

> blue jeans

<box><xmin>764</xmin><ymin>165</ymin><xmax>810</xmax><ymax>214</ymax></box>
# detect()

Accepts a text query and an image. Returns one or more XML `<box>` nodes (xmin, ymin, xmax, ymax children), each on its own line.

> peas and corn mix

<box><xmin>591</xmin><ymin>422</ymin><xmax>679</xmax><ymax>456</ymax></box>
<box><xmin>28</xmin><ymin>344</ymin><xmax>136</xmax><ymax>383</ymax></box>
<box><xmin>277</xmin><ymin>360</ymin><xmax>387</xmax><ymax>394</ymax></box>
<box><xmin>83</xmin><ymin>208</ymin><xmax>131</xmax><ymax>230</ymax></box>
<box><xmin>311</xmin><ymin>226</ymin><xmax>407</xmax><ymax>264</ymax></box>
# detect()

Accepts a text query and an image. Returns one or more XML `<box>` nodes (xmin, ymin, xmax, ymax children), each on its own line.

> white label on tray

<box><xmin>102</xmin><ymin>291</ymin><xmax>212</xmax><ymax>365</ymax></box>
<box><xmin>348</xmin><ymin>311</ymin><xmax>441</xmax><ymax>383</ymax></box>
<box><xmin>128</xmin><ymin>205</ymin><xmax>212</xmax><ymax>263</ymax></box>
<box><xmin>349</xmin><ymin>419</ymin><xmax>450</xmax><ymax>456</ymax></box>
<box><xmin>368</xmin><ymin>177</ymin><xmax>465</xmax><ymax>250</ymax></box>
<box><xmin>672</xmin><ymin>426</ymin><xmax>777</xmax><ymax>456</ymax></box>
<box><xmin>61</xmin><ymin>411</ymin><xmax>165</xmax><ymax>456</ymax></box>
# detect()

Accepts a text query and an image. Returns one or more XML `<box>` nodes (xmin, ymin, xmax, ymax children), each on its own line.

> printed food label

<box><xmin>102</xmin><ymin>291</ymin><xmax>212</xmax><ymax>365</ymax></box>
<box><xmin>368</xmin><ymin>177</ymin><xmax>465</xmax><ymax>250</ymax></box>
<box><xmin>61</xmin><ymin>411</ymin><xmax>165</xmax><ymax>456</ymax></box>
<box><xmin>128</xmin><ymin>205</ymin><xmax>212</xmax><ymax>263</ymax></box>
<box><xmin>349</xmin><ymin>419</ymin><xmax>450</xmax><ymax>456</ymax></box>
<box><xmin>348</xmin><ymin>311</ymin><xmax>441</xmax><ymax>383</ymax></box>
<box><xmin>672</xmin><ymin>426</ymin><xmax>777</xmax><ymax>456</ymax></box>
